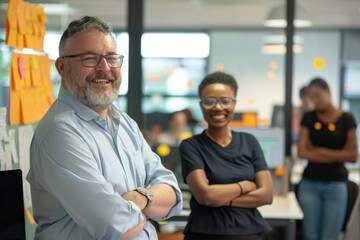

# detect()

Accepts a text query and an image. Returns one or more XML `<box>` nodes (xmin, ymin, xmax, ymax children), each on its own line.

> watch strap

<box><xmin>135</xmin><ymin>187</ymin><xmax>153</xmax><ymax>211</ymax></box>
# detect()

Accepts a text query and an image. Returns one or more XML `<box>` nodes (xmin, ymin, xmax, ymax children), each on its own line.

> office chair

<box><xmin>341</xmin><ymin>180</ymin><xmax>360</xmax><ymax>240</ymax></box>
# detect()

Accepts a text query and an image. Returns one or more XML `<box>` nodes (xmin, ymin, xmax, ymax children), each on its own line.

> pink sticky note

<box><xmin>18</xmin><ymin>56</ymin><xmax>25</xmax><ymax>79</ymax></box>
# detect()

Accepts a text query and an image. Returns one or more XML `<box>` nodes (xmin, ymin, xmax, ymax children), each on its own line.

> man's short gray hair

<box><xmin>59</xmin><ymin>16</ymin><xmax>113</xmax><ymax>55</ymax></box>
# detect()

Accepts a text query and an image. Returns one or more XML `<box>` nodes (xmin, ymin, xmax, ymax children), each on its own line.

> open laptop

<box><xmin>0</xmin><ymin>169</ymin><xmax>26</xmax><ymax>240</ymax></box>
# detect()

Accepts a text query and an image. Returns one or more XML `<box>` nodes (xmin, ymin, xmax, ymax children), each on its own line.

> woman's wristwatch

<box><xmin>135</xmin><ymin>187</ymin><xmax>154</xmax><ymax>211</ymax></box>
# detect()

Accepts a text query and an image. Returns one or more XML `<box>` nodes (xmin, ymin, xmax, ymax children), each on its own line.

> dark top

<box><xmin>180</xmin><ymin>131</ymin><xmax>272</xmax><ymax>236</ymax></box>
<box><xmin>301</xmin><ymin>111</ymin><xmax>357</xmax><ymax>182</ymax></box>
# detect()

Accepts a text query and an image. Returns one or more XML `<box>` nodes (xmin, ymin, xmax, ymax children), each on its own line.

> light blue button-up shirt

<box><xmin>27</xmin><ymin>87</ymin><xmax>182</xmax><ymax>240</ymax></box>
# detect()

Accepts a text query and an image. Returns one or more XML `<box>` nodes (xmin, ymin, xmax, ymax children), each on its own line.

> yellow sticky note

<box><xmin>32</xmin><ymin>55</ymin><xmax>39</xmax><ymax>69</ymax></box>
<box><xmin>31</xmin><ymin>56</ymin><xmax>41</xmax><ymax>87</ymax></box>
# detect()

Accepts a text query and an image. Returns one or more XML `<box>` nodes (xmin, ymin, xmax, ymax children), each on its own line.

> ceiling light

<box><xmin>263</xmin><ymin>35</ymin><xmax>303</xmax><ymax>44</ymax></box>
<box><xmin>264</xmin><ymin>4</ymin><xmax>312</xmax><ymax>28</ymax></box>
<box><xmin>0</xmin><ymin>3</ymin><xmax>77</xmax><ymax>15</ymax></box>
<box><xmin>262</xmin><ymin>34</ymin><xmax>303</xmax><ymax>55</ymax></box>
<box><xmin>141</xmin><ymin>33</ymin><xmax>210</xmax><ymax>58</ymax></box>
<box><xmin>39</xmin><ymin>4</ymin><xmax>77</xmax><ymax>15</ymax></box>
<box><xmin>261</xmin><ymin>44</ymin><xmax>303</xmax><ymax>55</ymax></box>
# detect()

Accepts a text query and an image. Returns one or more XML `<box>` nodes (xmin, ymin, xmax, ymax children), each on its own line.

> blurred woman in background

<box><xmin>297</xmin><ymin>78</ymin><xmax>358</xmax><ymax>240</ymax></box>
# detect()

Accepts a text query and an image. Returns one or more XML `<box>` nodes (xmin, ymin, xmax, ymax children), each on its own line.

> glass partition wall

<box><xmin>142</xmin><ymin>0</ymin><xmax>286</xmax><ymax>134</ymax></box>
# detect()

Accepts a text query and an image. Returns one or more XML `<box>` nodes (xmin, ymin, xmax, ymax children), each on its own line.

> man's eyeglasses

<box><xmin>61</xmin><ymin>53</ymin><xmax>124</xmax><ymax>68</ymax></box>
<box><xmin>200</xmin><ymin>97</ymin><xmax>236</xmax><ymax>109</ymax></box>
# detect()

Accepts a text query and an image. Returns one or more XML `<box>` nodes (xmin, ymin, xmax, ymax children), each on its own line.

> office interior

<box><xmin>0</xmin><ymin>0</ymin><xmax>360</xmax><ymax>239</ymax></box>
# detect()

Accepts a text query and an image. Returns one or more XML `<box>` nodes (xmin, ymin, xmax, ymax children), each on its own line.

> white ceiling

<box><xmin>1</xmin><ymin>0</ymin><xmax>360</xmax><ymax>31</ymax></box>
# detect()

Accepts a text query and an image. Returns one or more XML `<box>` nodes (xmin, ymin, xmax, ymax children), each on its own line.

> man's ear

<box><xmin>55</xmin><ymin>57</ymin><xmax>65</xmax><ymax>77</ymax></box>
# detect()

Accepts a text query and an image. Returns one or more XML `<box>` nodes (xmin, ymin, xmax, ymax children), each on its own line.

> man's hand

<box><xmin>122</xmin><ymin>191</ymin><xmax>148</xmax><ymax>211</ymax></box>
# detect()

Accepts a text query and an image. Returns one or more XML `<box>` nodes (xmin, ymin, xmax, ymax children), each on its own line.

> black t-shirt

<box><xmin>180</xmin><ymin>131</ymin><xmax>272</xmax><ymax>236</ymax></box>
<box><xmin>300</xmin><ymin>111</ymin><xmax>357</xmax><ymax>182</ymax></box>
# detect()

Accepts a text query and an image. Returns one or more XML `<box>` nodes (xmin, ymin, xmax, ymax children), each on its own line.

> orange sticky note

<box><xmin>17</xmin><ymin>1</ymin><xmax>26</xmax><ymax>35</ymax></box>
<box><xmin>41</xmin><ymin>56</ymin><xmax>51</xmax><ymax>85</ymax></box>
<box><xmin>9</xmin><ymin>90</ymin><xmax>21</xmax><ymax>125</ymax></box>
<box><xmin>5</xmin><ymin>0</ymin><xmax>19</xmax><ymax>46</ymax></box>
<box><xmin>16</xmin><ymin>34</ymin><xmax>24</xmax><ymax>50</ymax></box>
<box><xmin>33</xmin><ymin>22</ymin><xmax>39</xmax><ymax>36</ymax></box>
<box><xmin>5</xmin><ymin>10</ymin><xmax>18</xmax><ymax>47</ymax></box>
<box><xmin>24</xmin><ymin>34</ymin><xmax>32</xmax><ymax>49</ymax></box>
<box><xmin>20</xmin><ymin>90</ymin><xmax>33</xmax><ymax>124</ymax></box>
<box><xmin>29</xmin><ymin>88</ymin><xmax>42</xmax><ymax>122</ymax></box>
<box><xmin>274</xmin><ymin>166</ymin><xmax>286</xmax><ymax>177</ymax></box>
<box><xmin>11</xmin><ymin>55</ymin><xmax>19</xmax><ymax>90</ymax></box>
<box><xmin>6</xmin><ymin>27</ymin><xmax>17</xmax><ymax>47</ymax></box>
<box><xmin>35</xmin><ymin>88</ymin><xmax>46</xmax><ymax>118</ymax></box>
<box><xmin>46</xmin><ymin>85</ymin><xmax>55</xmax><ymax>106</ymax></box>
<box><xmin>24</xmin><ymin>207</ymin><xmax>35</xmax><ymax>225</ymax></box>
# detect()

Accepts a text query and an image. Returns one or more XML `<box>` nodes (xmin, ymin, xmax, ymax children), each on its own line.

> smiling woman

<box><xmin>180</xmin><ymin>71</ymin><xmax>273</xmax><ymax>240</ymax></box>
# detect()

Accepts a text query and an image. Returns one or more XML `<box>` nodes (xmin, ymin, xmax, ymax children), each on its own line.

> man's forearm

<box><xmin>144</xmin><ymin>184</ymin><xmax>177</xmax><ymax>219</ymax></box>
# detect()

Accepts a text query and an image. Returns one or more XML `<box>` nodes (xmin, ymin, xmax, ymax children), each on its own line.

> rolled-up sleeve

<box><xmin>139</xmin><ymin>128</ymin><xmax>183</xmax><ymax>220</ymax></box>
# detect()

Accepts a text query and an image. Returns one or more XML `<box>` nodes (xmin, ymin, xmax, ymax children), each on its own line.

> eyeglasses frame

<box><xmin>200</xmin><ymin>97</ymin><xmax>236</xmax><ymax>110</ymax></box>
<box><xmin>61</xmin><ymin>53</ymin><xmax>124</xmax><ymax>68</ymax></box>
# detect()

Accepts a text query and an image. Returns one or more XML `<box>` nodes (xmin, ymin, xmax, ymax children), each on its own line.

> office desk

<box><xmin>169</xmin><ymin>192</ymin><xmax>303</xmax><ymax>240</ymax></box>
<box><xmin>349</xmin><ymin>170</ymin><xmax>360</xmax><ymax>185</ymax></box>
<box><xmin>258</xmin><ymin>192</ymin><xmax>303</xmax><ymax>240</ymax></box>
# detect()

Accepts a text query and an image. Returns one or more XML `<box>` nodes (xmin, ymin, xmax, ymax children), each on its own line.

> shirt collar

<box><xmin>58</xmin><ymin>87</ymin><xmax>121</xmax><ymax>123</ymax></box>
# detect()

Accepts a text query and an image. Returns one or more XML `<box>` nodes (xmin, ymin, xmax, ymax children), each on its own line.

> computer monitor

<box><xmin>0</xmin><ymin>169</ymin><xmax>26</xmax><ymax>240</ymax></box>
<box><xmin>153</xmin><ymin>144</ymin><xmax>183</xmax><ymax>183</ymax></box>
<box><xmin>230</xmin><ymin>112</ymin><xmax>258</xmax><ymax>128</ymax></box>
<box><xmin>270</xmin><ymin>105</ymin><xmax>284</xmax><ymax>128</ymax></box>
<box><xmin>153</xmin><ymin>144</ymin><xmax>194</xmax><ymax>208</ymax></box>
<box><xmin>193</xmin><ymin>126</ymin><xmax>285</xmax><ymax>169</ymax></box>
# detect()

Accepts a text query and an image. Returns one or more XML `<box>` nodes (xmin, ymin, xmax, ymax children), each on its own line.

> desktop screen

<box><xmin>194</xmin><ymin>126</ymin><xmax>285</xmax><ymax>169</ymax></box>
<box><xmin>229</xmin><ymin>112</ymin><xmax>258</xmax><ymax>128</ymax></box>
<box><xmin>343</xmin><ymin>65</ymin><xmax>360</xmax><ymax>98</ymax></box>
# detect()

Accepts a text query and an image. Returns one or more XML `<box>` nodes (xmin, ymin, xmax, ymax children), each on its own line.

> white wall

<box><xmin>209</xmin><ymin>31</ymin><xmax>285</xmax><ymax>125</ymax></box>
<box><xmin>293</xmin><ymin>31</ymin><xmax>341</xmax><ymax>106</ymax></box>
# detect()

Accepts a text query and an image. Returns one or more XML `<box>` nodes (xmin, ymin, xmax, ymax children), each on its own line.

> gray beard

<box><xmin>63</xmin><ymin>68</ymin><xmax>121</xmax><ymax>111</ymax></box>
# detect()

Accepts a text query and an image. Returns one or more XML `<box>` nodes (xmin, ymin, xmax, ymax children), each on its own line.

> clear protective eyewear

<box><xmin>61</xmin><ymin>53</ymin><xmax>124</xmax><ymax>68</ymax></box>
<box><xmin>200</xmin><ymin>97</ymin><xmax>236</xmax><ymax>109</ymax></box>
